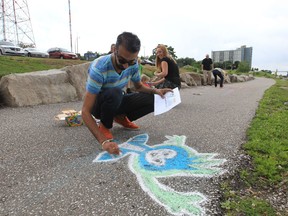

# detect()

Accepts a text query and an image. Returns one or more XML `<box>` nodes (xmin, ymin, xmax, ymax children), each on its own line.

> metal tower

<box><xmin>0</xmin><ymin>0</ymin><xmax>35</xmax><ymax>47</ymax></box>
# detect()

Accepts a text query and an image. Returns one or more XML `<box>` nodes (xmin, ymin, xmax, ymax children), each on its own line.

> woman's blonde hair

<box><xmin>155</xmin><ymin>44</ymin><xmax>176</xmax><ymax>70</ymax></box>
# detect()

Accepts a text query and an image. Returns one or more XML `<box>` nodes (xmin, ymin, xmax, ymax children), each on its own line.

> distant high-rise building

<box><xmin>212</xmin><ymin>45</ymin><xmax>253</xmax><ymax>69</ymax></box>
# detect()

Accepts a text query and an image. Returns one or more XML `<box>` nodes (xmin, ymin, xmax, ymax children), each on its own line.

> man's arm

<box><xmin>133</xmin><ymin>81</ymin><xmax>172</xmax><ymax>98</ymax></box>
<box><xmin>82</xmin><ymin>92</ymin><xmax>120</xmax><ymax>155</ymax></box>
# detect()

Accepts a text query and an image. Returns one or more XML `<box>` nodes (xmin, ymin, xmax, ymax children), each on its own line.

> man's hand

<box><xmin>102</xmin><ymin>141</ymin><xmax>120</xmax><ymax>155</ymax></box>
<box><xmin>154</xmin><ymin>88</ymin><xmax>173</xmax><ymax>99</ymax></box>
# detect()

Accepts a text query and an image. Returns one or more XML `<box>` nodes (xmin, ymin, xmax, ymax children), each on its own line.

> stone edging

<box><xmin>0</xmin><ymin>63</ymin><xmax>254</xmax><ymax>107</ymax></box>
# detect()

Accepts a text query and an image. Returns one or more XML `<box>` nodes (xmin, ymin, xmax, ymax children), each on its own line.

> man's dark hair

<box><xmin>116</xmin><ymin>32</ymin><xmax>141</xmax><ymax>53</ymax></box>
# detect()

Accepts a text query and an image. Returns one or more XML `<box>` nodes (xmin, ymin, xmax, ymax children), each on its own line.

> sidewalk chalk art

<box><xmin>93</xmin><ymin>134</ymin><xmax>226</xmax><ymax>216</ymax></box>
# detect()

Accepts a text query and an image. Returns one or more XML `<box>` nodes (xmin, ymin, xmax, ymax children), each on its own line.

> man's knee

<box><xmin>104</xmin><ymin>87</ymin><xmax>122</xmax><ymax>98</ymax></box>
<box><xmin>100</xmin><ymin>88</ymin><xmax>124</xmax><ymax>107</ymax></box>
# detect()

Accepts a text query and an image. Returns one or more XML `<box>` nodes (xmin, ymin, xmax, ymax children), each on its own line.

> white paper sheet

<box><xmin>154</xmin><ymin>87</ymin><xmax>181</xmax><ymax>116</ymax></box>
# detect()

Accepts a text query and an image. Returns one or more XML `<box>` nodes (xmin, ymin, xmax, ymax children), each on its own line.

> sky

<box><xmin>16</xmin><ymin>0</ymin><xmax>288</xmax><ymax>71</ymax></box>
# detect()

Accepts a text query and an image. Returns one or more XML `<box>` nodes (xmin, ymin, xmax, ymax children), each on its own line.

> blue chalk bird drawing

<box><xmin>93</xmin><ymin>134</ymin><xmax>226</xmax><ymax>216</ymax></box>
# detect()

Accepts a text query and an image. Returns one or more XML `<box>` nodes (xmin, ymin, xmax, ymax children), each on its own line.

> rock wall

<box><xmin>0</xmin><ymin>63</ymin><xmax>254</xmax><ymax>107</ymax></box>
<box><xmin>180</xmin><ymin>71</ymin><xmax>254</xmax><ymax>89</ymax></box>
<box><xmin>0</xmin><ymin>62</ymin><xmax>90</xmax><ymax>107</ymax></box>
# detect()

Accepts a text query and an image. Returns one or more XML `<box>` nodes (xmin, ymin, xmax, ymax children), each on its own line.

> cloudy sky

<box><xmin>24</xmin><ymin>0</ymin><xmax>288</xmax><ymax>71</ymax></box>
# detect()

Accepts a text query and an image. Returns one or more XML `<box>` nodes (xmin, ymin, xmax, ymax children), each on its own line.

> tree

<box><xmin>214</xmin><ymin>62</ymin><xmax>224</xmax><ymax>68</ymax></box>
<box><xmin>234</xmin><ymin>61</ymin><xmax>240</xmax><ymax>69</ymax></box>
<box><xmin>18</xmin><ymin>41</ymin><xmax>35</xmax><ymax>48</ymax></box>
<box><xmin>214</xmin><ymin>61</ymin><xmax>233</xmax><ymax>70</ymax></box>
<box><xmin>176</xmin><ymin>57</ymin><xmax>197</xmax><ymax>67</ymax></box>
<box><xmin>237</xmin><ymin>61</ymin><xmax>250</xmax><ymax>73</ymax></box>
<box><xmin>223</xmin><ymin>61</ymin><xmax>233</xmax><ymax>70</ymax></box>
<box><xmin>150</xmin><ymin>45</ymin><xmax>178</xmax><ymax>61</ymax></box>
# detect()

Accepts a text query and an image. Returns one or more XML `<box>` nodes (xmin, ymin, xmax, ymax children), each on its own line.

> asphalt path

<box><xmin>0</xmin><ymin>77</ymin><xmax>275</xmax><ymax>216</ymax></box>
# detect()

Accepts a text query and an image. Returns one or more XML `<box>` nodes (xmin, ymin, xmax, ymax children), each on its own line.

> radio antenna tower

<box><xmin>0</xmin><ymin>0</ymin><xmax>36</xmax><ymax>47</ymax></box>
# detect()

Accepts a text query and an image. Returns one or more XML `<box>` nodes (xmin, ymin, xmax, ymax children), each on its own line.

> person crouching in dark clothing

<box><xmin>212</xmin><ymin>68</ymin><xmax>224</xmax><ymax>88</ymax></box>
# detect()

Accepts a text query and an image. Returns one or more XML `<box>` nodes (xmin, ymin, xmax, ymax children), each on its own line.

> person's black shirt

<box><xmin>161</xmin><ymin>57</ymin><xmax>181</xmax><ymax>86</ymax></box>
<box><xmin>202</xmin><ymin>58</ymin><xmax>213</xmax><ymax>70</ymax></box>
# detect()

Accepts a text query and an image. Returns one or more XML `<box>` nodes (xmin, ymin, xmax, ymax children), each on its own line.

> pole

<box><xmin>12</xmin><ymin>0</ymin><xmax>19</xmax><ymax>44</ymax></box>
<box><xmin>1</xmin><ymin>0</ymin><xmax>6</xmax><ymax>40</ymax></box>
<box><xmin>77</xmin><ymin>36</ymin><xmax>79</xmax><ymax>53</ymax></box>
<box><xmin>74</xmin><ymin>35</ymin><xmax>79</xmax><ymax>53</ymax></box>
<box><xmin>68</xmin><ymin>0</ymin><xmax>72</xmax><ymax>52</ymax></box>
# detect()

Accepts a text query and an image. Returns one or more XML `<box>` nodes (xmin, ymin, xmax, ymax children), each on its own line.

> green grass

<box><xmin>244</xmin><ymin>80</ymin><xmax>288</xmax><ymax>185</ymax></box>
<box><xmin>221</xmin><ymin>78</ymin><xmax>288</xmax><ymax>215</ymax></box>
<box><xmin>221</xmin><ymin>196</ymin><xmax>276</xmax><ymax>216</ymax></box>
<box><xmin>142</xmin><ymin>64</ymin><xmax>157</xmax><ymax>77</ymax></box>
<box><xmin>0</xmin><ymin>55</ymin><xmax>158</xmax><ymax>78</ymax></box>
<box><xmin>245</xmin><ymin>79</ymin><xmax>288</xmax><ymax>184</ymax></box>
<box><xmin>251</xmin><ymin>71</ymin><xmax>276</xmax><ymax>78</ymax></box>
<box><xmin>0</xmin><ymin>55</ymin><xmax>87</xmax><ymax>77</ymax></box>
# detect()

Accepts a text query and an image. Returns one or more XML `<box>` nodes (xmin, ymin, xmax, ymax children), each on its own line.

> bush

<box><xmin>180</xmin><ymin>65</ymin><xmax>199</xmax><ymax>73</ymax></box>
<box><xmin>142</xmin><ymin>65</ymin><xmax>156</xmax><ymax>78</ymax></box>
<box><xmin>237</xmin><ymin>61</ymin><xmax>250</xmax><ymax>73</ymax></box>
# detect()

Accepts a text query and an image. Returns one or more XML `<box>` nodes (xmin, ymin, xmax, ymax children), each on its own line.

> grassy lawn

<box><xmin>221</xmin><ymin>78</ymin><xmax>288</xmax><ymax>215</ymax></box>
<box><xmin>0</xmin><ymin>55</ymin><xmax>88</xmax><ymax>78</ymax></box>
<box><xmin>0</xmin><ymin>56</ymin><xmax>192</xmax><ymax>79</ymax></box>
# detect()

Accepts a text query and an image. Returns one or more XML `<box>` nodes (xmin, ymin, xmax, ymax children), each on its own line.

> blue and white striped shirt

<box><xmin>86</xmin><ymin>54</ymin><xmax>140</xmax><ymax>94</ymax></box>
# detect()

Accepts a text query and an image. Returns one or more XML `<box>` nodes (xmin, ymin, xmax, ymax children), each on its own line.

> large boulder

<box><xmin>223</xmin><ymin>70</ymin><xmax>231</xmax><ymax>83</ymax></box>
<box><xmin>247</xmin><ymin>74</ymin><xmax>255</xmax><ymax>81</ymax></box>
<box><xmin>180</xmin><ymin>73</ymin><xmax>197</xmax><ymax>86</ymax></box>
<box><xmin>229</xmin><ymin>74</ymin><xmax>238</xmax><ymax>83</ymax></box>
<box><xmin>0</xmin><ymin>62</ymin><xmax>91</xmax><ymax>107</ymax></box>
<box><xmin>0</xmin><ymin>69</ymin><xmax>78</xmax><ymax>107</ymax></box>
<box><xmin>180</xmin><ymin>72</ymin><xmax>202</xmax><ymax>86</ymax></box>
<box><xmin>64</xmin><ymin>62</ymin><xmax>90</xmax><ymax>100</ymax></box>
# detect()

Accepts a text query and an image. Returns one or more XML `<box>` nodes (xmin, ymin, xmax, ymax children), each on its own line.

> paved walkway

<box><xmin>0</xmin><ymin>77</ymin><xmax>275</xmax><ymax>216</ymax></box>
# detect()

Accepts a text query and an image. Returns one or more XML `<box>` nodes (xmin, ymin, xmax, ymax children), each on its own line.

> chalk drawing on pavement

<box><xmin>93</xmin><ymin>134</ymin><xmax>226</xmax><ymax>216</ymax></box>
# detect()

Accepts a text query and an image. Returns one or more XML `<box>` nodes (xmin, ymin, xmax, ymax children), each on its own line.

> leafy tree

<box><xmin>237</xmin><ymin>61</ymin><xmax>250</xmax><ymax>73</ymax></box>
<box><xmin>214</xmin><ymin>62</ymin><xmax>224</xmax><ymax>68</ymax></box>
<box><xmin>149</xmin><ymin>45</ymin><xmax>178</xmax><ymax>61</ymax></box>
<box><xmin>194</xmin><ymin>61</ymin><xmax>202</xmax><ymax>71</ymax></box>
<box><xmin>177</xmin><ymin>57</ymin><xmax>196</xmax><ymax>67</ymax></box>
<box><xmin>18</xmin><ymin>41</ymin><xmax>35</xmax><ymax>48</ymax></box>
<box><xmin>223</xmin><ymin>61</ymin><xmax>233</xmax><ymax>70</ymax></box>
<box><xmin>149</xmin><ymin>50</ymin><xmax>156</xmax><ymax>61</ymax></box>
<box><xmin>214</xmin><ymin>61</ymin><xmax>233</xmax><ymax>70</ymax></box>
<box><xmin>234</xmin><ymin>61</ymin><xmax>240</xmax><ymax>69</ymax></box>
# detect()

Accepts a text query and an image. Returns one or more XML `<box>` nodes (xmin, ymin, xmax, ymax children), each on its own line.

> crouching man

<box><xmin>82</xmin><ymin>32</ymin><xmax>171</xmax><ymax>155</ymax></box>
